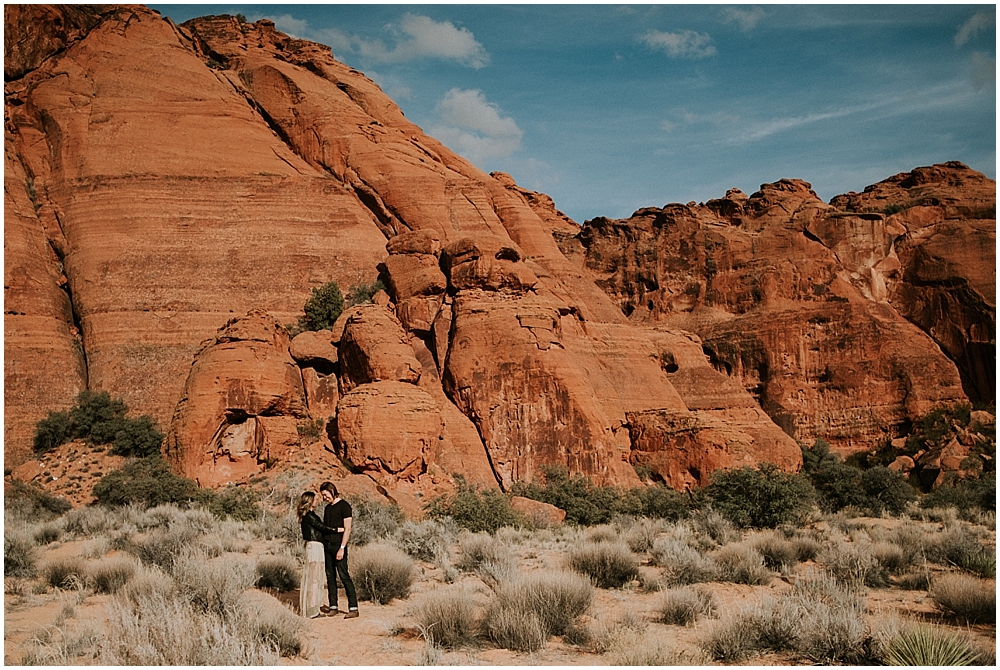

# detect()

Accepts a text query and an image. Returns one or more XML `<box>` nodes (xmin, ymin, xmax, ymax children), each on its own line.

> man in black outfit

<box><xmin>318</xmin><ymin>481</ymin><xmax>359</xmax><ymax>618</ymax></box>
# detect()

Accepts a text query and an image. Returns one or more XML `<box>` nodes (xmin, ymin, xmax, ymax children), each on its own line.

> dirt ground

<box><xmin>4</xmin><ymin>513</ymin><xmax>996</xmax><ymax>666</ymax></box>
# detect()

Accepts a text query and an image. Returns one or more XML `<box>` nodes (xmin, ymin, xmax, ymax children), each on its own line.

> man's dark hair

<box><xmin>319</xmin><ymin>481</ymin><xmax>338</xmax><ymax>497</ymax></box>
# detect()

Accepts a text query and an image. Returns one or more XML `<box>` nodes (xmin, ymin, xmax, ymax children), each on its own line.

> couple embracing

<box><xmin>296</xmin><ymin>482</ymin><xmax>359</xmax><ymax>619</ymax></box>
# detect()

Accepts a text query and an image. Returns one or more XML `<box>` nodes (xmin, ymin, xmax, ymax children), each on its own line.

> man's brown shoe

<box><xmin>319</xmin><ymin>605</ymin><xmax>332</xmax><ymax>614</ymax></box>
<box><xmin>344</xmin><ymin>610</ymin><xmax>359</xmax><ymax>619</ymax></box>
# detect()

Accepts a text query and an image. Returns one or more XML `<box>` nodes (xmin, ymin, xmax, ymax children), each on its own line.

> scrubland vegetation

<box><xmin>5</xmin><ymin>404</ymin><xmax>995</xmax><ymax>665</ymax></box>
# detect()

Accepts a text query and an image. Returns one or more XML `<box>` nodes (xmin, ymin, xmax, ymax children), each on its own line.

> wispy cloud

<box><xmin>640</xmin><ymin>30</ymin><xmax>717</xmax><ymax>59</ymax></box>
<box><xmin>972</xmin><ymin>52</ymin><xmax>996</xmax><ymax>91</ymax></box>
<box><xmin>359</xmin><ymin>14</ymin><xmax>489</xmax><ymax>68</ymax></box>
<box><xmin>955</xmin><ymin>11</ymin><xmax>995</xmax><ymax>47</ymax></box>
<box><xmin>429</xmin><ymin>89</ymin><xmax>523</xmax><ymax>164</ymax></box>
<box><xmin>722</xmin><ymin>7</ymin><xmax>765</xmax><ymax>32</ymax></box>
<box><xmin>269</xmin><ymin>13</ymin><xmax>309</xmax><ymax>39</ymax></box>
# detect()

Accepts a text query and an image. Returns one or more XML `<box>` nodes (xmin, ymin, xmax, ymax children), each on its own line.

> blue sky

<box><xmin>153</xmin><ymin>4</ymin><xmax>996</xmax><ymax>223</ymax></box>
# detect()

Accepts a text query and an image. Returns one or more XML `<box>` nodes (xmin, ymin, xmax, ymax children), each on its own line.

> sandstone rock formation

<box><xmin>573</xmin><ymin>171</ymin><xmax>988</xmax><ymax>454</ymax></box>
<box><xmin>7</xmin><ymin>5</ymin><xmax>989</xmax><ymax>496</ymax></box>
<box><xmin>165</xmin><ymin>311</ymin><xmax>308</xmax><ymax>487</ymax></box>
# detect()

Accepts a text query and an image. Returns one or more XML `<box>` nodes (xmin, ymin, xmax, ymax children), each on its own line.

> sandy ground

<box><xmin>4</xmin><ymin>518</ymin><xmax>996</xmax><ymax>665</ymax></box>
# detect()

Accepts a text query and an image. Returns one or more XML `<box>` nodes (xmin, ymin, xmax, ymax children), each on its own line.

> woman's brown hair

<box><xmin>296</xmin><ymin>491</ymin><xmax>316</xmax><ymax>521</ymax></box>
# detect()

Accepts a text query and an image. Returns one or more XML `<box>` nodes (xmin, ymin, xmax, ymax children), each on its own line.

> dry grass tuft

<box><xmin>86</xmin><ymin>554</ymin><xmax>139</xmax><ymax>594</ymax></box>
<box><xmin>352</xmin><ymin>542</ymin><xmax>416</xmax><ymax>605</ymax></box>
<box><xmin>929</xmin><ymin>573</ymin><xmax>996</xmax><ymax>624</ymax></box>
<box><xmin>409</xmin><ymin>587</ymin><xmax>479</xmax><ymax>649</ymax></box>
<box><xmin>567</xmin><ymin>539</ymin><xmax>639</xmax><ymax>589</ymax></box>
<box><xmin>658</xmin><ymin>585</ymin><xmax>716</xmax><ymax>626</ymax></box>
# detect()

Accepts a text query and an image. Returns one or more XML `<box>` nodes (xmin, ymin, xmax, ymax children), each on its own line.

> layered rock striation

<box><xmin>6</xmin><ymin>5</ymin><xmax>988</xmax><ymax>493</ymax></box>
<box><xmin>573</xmin><ymin>169</ymin><xmax>992</xmax><ymax>453</ymax></box>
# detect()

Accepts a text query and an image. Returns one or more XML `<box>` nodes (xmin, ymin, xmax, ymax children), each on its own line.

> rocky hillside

<box><xmin>4</xmin><ymin>6</ymin><xmax>993</xmax><ymax>495</ymax></box>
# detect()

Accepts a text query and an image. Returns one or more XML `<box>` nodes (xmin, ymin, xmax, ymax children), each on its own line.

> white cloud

<box><xmin>955</xmin><ymin>11</ymin><xmax>994</xmax><ymax>47</ymax></box>
<box><xmin>640</xmin><ymin>30</ymin><xmax>717</xmax><ymax>59</ymax></box>
<box><xmin>355</xmin><ymin>14</ymin><xmax>489</xmax><ymax>68</ymax></box>
<box><xmin>660</xmin><ymin>119</ymin><xmax>677</xmax><ymax>132</ymax></box>
<box><xmin>429</xmin><ymin>89</ymin><xmax>523</xmax><ymax>164</ymax></box>
<box><xmin>723</xmin><ymin>7</ymin><xmax>765</xmax><ymax>32</ymax></box>
<box><xmin>270</xmin><ymin>13</ymin><xmax>309</xmax><ymax>39</ymax></box>
<box><xmin>972</xmin><ymin>52</ymin><xmax>996</xmax><ymax>91</ymax></box>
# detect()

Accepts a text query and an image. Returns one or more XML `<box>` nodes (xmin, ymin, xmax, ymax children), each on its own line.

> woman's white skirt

<box><xmin>300</xmin><ymin>541</ymin><xmax>328</xmax><ymax>618</ymax></box>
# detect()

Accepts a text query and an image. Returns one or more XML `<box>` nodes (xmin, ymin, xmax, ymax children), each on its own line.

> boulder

<box><xmin>888</xmin><ymin>455</ymin><xmax>915</xmax><ymax>472</ymax></box>
<box><xmin>165</xmin><ymin>311</ymin><xmax>308</xmax><ymax>487</ymax></box>
<box><xmin>511</xmin><ymin>496</ymin><xmax>566</xmax><ymax>527</ymax></box>
<box><xmin>289</xmin><ymin>330</ymin><xmax>338</xmax><ymax>371</ymax></box>
<box><xmin>338</xmin><ymin>304</ymin><xmax>422</xmax><ymax>391</ymax></box>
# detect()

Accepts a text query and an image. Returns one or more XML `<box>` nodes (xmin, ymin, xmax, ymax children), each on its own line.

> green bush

<box><xmin>208</xmin><ymin>486</ymin><xmax>262</xmax><ymax>522</ymax></box>
<box><xmin>111</xmin><ymin>415</ymin><xmax>165</xmax><ymax>457</ymax></box>
<box><xmin>300</xmin><ymin>281</ymin><xmax>344</xmax><ymax>331</ymax></box>
<box><xmin>922</xmin><ymin>473</ymin><xmax>995</xmax><ymax>512</ymax></box>
<box><xmin>33</xmin><ymin>390</ymin><xmax>164</xmax><ymax>456</ymax></box>
<box><xmin>93</xmin><ymin>457</ymin><xmax>206</xmax><ymax>509</ymax></box>
<box><xmin>347</xmin><ymin>280</ymin><xmax>386</xmax><ymax>306</ymax></box>
<box><xmin>704</xmin><ymin>464</ymin><xmax>815</xmax><ymax>528</ymax></box>
<box><xmin>425</xmin><ymin>478</ymin><xmax>523</xmax><ymax>533</ymax></box>
<box><xmin>858</xmin><ymin>467</ymin><xmax>916</xmax><ymax>516</ymax></box>
<box><xmin>33</xmin><ymin>410</ymin><xmax>73</xmax><ymax>453</ymax></box>
<box><xmin>4</xmin><ymin>480</ymin><xmax>72</xmax><ymax>518</ymax></box>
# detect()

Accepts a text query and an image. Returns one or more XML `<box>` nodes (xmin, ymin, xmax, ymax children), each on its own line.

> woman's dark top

<box><xmin>300</xmin><ymin>510</ymin><xmax>337</xmax><ymax>543</ymax></box>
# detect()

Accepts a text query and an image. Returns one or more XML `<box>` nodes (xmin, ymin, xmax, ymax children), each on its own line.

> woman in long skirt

<box><xmin>296</xmin><ymin>491</ymin><xmax>334</xmax><ymax>618</ymax></box>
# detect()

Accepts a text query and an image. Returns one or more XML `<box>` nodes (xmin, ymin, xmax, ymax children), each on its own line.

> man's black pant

<box><xmin>323</xmin><ymin>544</ymin><xmax>358</xmax><ymax>611</ymax></box>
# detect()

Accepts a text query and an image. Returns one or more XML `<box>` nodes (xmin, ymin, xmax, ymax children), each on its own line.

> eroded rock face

<box><xmin>165</xmin><ymin>311</ymin><xmax>307</xmax><ymax>487</ymax></box>
<box><xmin>830</xmin><ymin>162</ymin><xmax>996</xmax><ymax>403</ymax></box>
<box><xmin>576</xmin><ymin>172</ymin><xmax>979</xmax><ymax>453</ymax></box>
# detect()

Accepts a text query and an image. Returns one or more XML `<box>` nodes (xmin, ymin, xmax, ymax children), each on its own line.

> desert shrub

<box><xmin>241</xmin><ymin>590</ymin><xmax>307</xmax><ymax>656</ymax></box>
<box><xmin>621</xmin><ymin>516</ymin><xmax>666</xmax><ymax>553</ymax></box>
<box><xmin>929</xmin><ymin>573</ymin><xmax>996</xmax><ymax>623</ymax></box>
<box><xmin>4</xmin><ymin>531</ymin><xmax>38</xmax><ymax>577</ymax></box>
<box><xmin>208</xmin><ymin>486</ymin><xmax>262</xmax><ymax>522</ymax></box>
<box><xmin>818</xmin><ymin>541</ymin><xmax>889</xmax><ymax>589</ymax></box>
<box><xmin>699</xmin><ymin>609</ymin><xmax>761</xmax><ymax>662</ymax></box>
<box><xmin>5</xmin><ymin>480</ymin><xmax>73</xmax><ymax>519</ymax></box>
<box><xmin>585</xmin><ymin>524</ymin><xmax>619</xmax><ymax>543</ymax></box>
<box><xmin>610</xmin><ymin>635</ymin><xmax>707</xmax><ymax>665</ymax></box>
<box><xmin>509</xmin><ymin>465</ymin><xmax>641</xmax><ymax>526</ymax></box>
<box><xmin>343</xmin><ymin>495</ymin><xmax>404</xmax><ymax>545</ymax></box>
<box><xmin>33</xmin><ymin>409</ymin><xmax>73</xmax><ymax>454</ymax></box>
<box><xmin>42</xmin><ymin>556</ymin><xmax>86</xmax><ymax>589</ymax></box>
<box><xmin>20</xmin><ymin>626</ymin><xmax>100</xmax><ymax>665</ymax></box>
<box><xmin>859</xmin><ymin>467</ymin><xmax>917</xmax><ymax>516</ymax></box>
<box><xmin>87</xmin><ymin>554</ymin><xmax>138</xmax><ymax>594</ymax></box>
<box><xmin>566</xmin><ymin>539</ymin><xmax>639</xmax><ymax>588</ymax></box>
<box><xmin>587</xmin><ymin>611</ymin><xmax>648</xmax><ymax>654</ymax></box>
<box><xmin>126</xmin><ymin>525</ymin><xmax>199</xmax><ymax>571</ymax></box>
<box><xmin>649</xmin><ymin>537</ymin><xmax>715</xmax><ymax>585</ymax></box>
<box><xmin>749</xmin><ymin>531</ymin><xmax>797</xmax><ymax>570</ymax></box>
<box><xmin>93</xmin><ymin>456</ymin><xmax>205</xmax><ymax>508</ymax></box>
<box><xmin>633</xmin><ymin>484</ymin><xmax>690</xmax><ymax>520</ymax></box>
<box><xmin>300</xmin><ymin>281</ymin><xmax>344</xmax><ymax>331</ymax></box>
<box><xmin>483</xmin><ymin>570</ymin><xmax>593</xmax><ymax>650</ymax></box>
<box><xmin>33</xmin><ymin>519</ymin><xmax>65</xmax><ymax>545</ymax></box>
<box><xmin>790</xmin><ymin>535</ymin><xmax>822</xmax><ymax>561</ymax></box>
<box><xmin>347</xmin><ymin>279</ymin><xmax>386</xmax><ymax>306</ymax></box>
<box><xmin>70</xmin><ymin>390</ymin><xmax>129</xmax><ymax>442</ymax></box>
<box><xmin>704</xmin><ymin>463</ymin><xmax>815</xmax><ymax>528</ymax></box>
<box><xmin>689</xmin><ymin>508</ymin><xmax>740</xmax><ymax>546</ymax></box>
<box><xmin>481</xmin><ymin>606</ymin><xmax>547</xmax><ymax>652</ymax></box>
<box><xmin>352</xmin><ymin>541</ymin><xmax>415</xmax><ymax>604</ymax></box>
<box><xmin>457</xmin><ymin>532</ymin><xmax>512</xmax><ymax>570</ymax></box>
<box><xmin>871</xmin><ymin>541</ymin><xmax>910</xmax><ymax>574</ymax></box>
<box><xmin>392</xmin><ymin>520</ymin><xmax>450</xmax><ymax>563</ymax></box>
<box><xmin>923</xmin><ymin>525</ymin><xmax>995</xmax><ymax>577</ymax></box>
<box><xmin>62</xmin><ymin>506</ymin><xmax>117</xmax><ymax>536</ymax></box>
<box><xmin>658</xmin><ymin>585</ymin><xmax>716</xmax><ymax>625</ymax></box>
<box><xmin>425</xmin><ymin>478</ymin><xmax>522</xmax><ymax>533</ymax></box>
<box><xmin>409</xmin><ymin>587</ymin><xmax>479</xmax><ymax>649</ymax></box>
<box><xmin>885</xmin><ymin>624</ymin><xmax>980</xmax><ymax>666</ymax></box>
<box><xmin>255</xmin><ymin>554</ymin><xmax>298</xmax><ymax>592</ymax></box>
<box><xmin>173</xmin><ymin>552</ymin><xmax>255</xmax><ymax>617</ymax></box>
<box><xmin>895</xmin><ymin>570</ymin><xmax>932</xmax><ymax>591</ymax></box>
<box><xmin>923</xmin><ymin>472</ymin><xmax>996</xmax><ymax>512</ymax></box>
<box><xmin>713</xmin><ymin>543</ymin><xmax>772</xmax><ymax>585</ymax></box>
<box><xmin>110</xmin><ymin>415</ymin><xmax>165</xmax><ymax>457</ymax></box>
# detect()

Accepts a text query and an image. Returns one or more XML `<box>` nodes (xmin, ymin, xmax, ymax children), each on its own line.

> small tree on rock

<box><xmin>301</xmin><ymin>281</ymin><xmax>345</xmax><ymax>331</ymax></box>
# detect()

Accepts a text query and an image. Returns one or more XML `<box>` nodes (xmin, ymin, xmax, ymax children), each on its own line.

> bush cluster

<box><xmin>801</xmin><ymin>439</ymin><xmax>916</xmax><ymax>515</ymax></box>
<box><xmin>93</xmin><ymin>457</ymin><xmax>206</xmax><ymax>509</ymax></box>
<box><xmin>704</xmin><ymin>463</ymin><xmax>815</xmax><ymax>528</ymax></box>
<box><xmin>347</xmin><ymin>280</ymin><xmax>386</xmax><ymax>306</ymax></box>
<box><xmin>300</xmin><ymin>281</ymin><xmax>344</xmax><ymax>331</ymax></box>
<box><xmin>33</xmin><ymin>390</ymin><xmax>164</xmax><ymax>457</ymax></box>
<box><xmin>510</xmin><ymin>465</ymin><xmax>689</xmax><ymax>526</ymax></box>
<box><xmin>425</xmin><ymin>477</ymin><xmax>524</xmax><ymax>533</ymax></box>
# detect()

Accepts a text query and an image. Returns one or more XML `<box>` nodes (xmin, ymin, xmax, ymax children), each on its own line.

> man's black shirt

<box><xmin>323</xmin><ymin>499</ymin><xmax>353</xmax><ymax>547</ymax></box>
